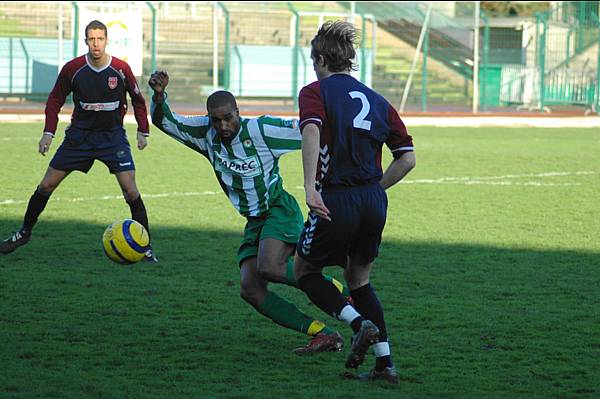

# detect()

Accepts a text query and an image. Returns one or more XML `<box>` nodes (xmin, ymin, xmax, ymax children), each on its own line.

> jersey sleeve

<box><xmin>299</xmin><ymin>82</ymin><xmax>326</xmax><ymax>133</ymax></box>
<box><xmin>258</xmin><ymin>115</ymin><xmax>301</xmax><ymax>158</ymax></box>
<box><xmin>385</xmin><ymin>105</ymin><xmax>414</xmax><ymax>159</ymax></box>
<box><xmin>122</xmin><ymin>63</ymin><xmax>150</xmax><ymax>135</ymax></box>
<box><xmin>150</xmin><ymin>94</ymin><xmax>210</xmax><ymax>155</ymax></box>
<box><xmin>43</xmin><ymin>64</ymin><xmax>72</xmax><ymax>134</ymax></box>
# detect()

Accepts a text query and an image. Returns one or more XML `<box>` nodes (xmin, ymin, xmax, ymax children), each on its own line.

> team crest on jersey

<box><xmin>108</xmin><ymin>77</ymin><xmax>118</xmax><ymax>89</ymax></box>
<box><xmin>243</xmin><ymin>139</ymin><xmax>253</xmax><ymax>148</ymax></box>
<box><xmin>283</xmin><ymin>119</ymin><xmax>298</xmax><ymax>129</ymax></box>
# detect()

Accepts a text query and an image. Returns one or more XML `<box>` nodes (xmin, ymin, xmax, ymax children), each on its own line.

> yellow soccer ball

<box><xmin>102</xmin><ymin>219</ymin><xmax>150</xmax><ymax>264</ymax></box>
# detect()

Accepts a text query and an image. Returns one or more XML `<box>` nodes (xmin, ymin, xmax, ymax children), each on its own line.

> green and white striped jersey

<box><xmin>151</xmin><ymin>96</ymin><xmax>301</xmax><ymax>217</ymax></box>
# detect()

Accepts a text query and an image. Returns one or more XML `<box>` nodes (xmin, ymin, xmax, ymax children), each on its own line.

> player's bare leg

<box><xmin>240</xmin><ymin>257</ymin><xmax>269</xmax><ymax>306</ymax></box>
<box><xmin>1</xmin><ymin>167</ymin><xmax>69</xmax><ymax>254</ymax></box>
<box><xmin>240</xmin><ymin>256</ymin><xmax>343</xmax><ymax>354</ymax></box>
<box><xmin>258</xmin><ymin>237</ymin><xmax>350</xmax><ymax>299</ymax></box>
<box><xmin>115</xmin><ymin>170</ymin><xmax>156</xmax><ymax>262</ymax></box>
<box><xmin>256</xmin><ymin>238</ymin><xmax>294</xmax><ymax>283</ymax></box>
<box><xmin>115</xmin><ymin>170</ymin><xmax>140</xmax><ymax>203</ymax></box>
<box><xmin>39</xmin><ymin>166</ymin><xmax>70</xmax><ymax>195</ymax></box>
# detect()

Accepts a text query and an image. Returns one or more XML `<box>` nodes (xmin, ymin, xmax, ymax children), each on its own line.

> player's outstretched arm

<box><xmin>148</xmin><ymin>71</ymin><xmax>210</xmax><ymax>156</ymax></box>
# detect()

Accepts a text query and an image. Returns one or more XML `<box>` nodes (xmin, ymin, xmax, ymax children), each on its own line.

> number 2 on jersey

<box><xmin>349</xmin><ymin>91</ymin><xmax>372</xmax><ymax>131</ymax></box>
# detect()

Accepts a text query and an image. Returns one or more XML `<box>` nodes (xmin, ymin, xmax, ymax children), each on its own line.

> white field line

<box><xmin>1</xmin><ymin>171</ymin><xmax>597</xmax><ymax>206</ymax></box>
<box><xmin>1</xmin><ymin>137</ymin><xmax>38</xmax><ymax>141</ymax></box>
<box><xmin>0</xmin><ymin>191</ymin><xmax>220</xmax><ymax>206</ymax></box>
<box><xmin>402</xmin><ymin>171</ymin><xmax>597</xmax><ymax>184</ymax></box>
<box><xmin>291</xmin><ymin>171</ymin><xmax>598</xmax><ymax>190</ymax></box>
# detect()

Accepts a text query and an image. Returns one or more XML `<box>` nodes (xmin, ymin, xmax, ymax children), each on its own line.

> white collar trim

<box><xmin>85</xmin><ymin>54</ymin><xmax>112</xmax><ymax>72</ymax></box>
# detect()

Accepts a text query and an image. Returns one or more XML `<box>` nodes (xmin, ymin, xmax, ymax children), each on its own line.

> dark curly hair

<box><xmin>310</xmin><ymin>20</ymin><xmax>358</xmax><ymax>72</ymax></box>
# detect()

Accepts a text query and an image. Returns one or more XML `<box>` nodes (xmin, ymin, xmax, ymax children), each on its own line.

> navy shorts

<box><xmin>50</xmin><ymin>126</ymin><xmax>135</xmax><ymax>174</ymax></box>
<box><xmin>297</xmin><ymin>183</ymin><xmax>388</xmax><ymax>267</ymax></box>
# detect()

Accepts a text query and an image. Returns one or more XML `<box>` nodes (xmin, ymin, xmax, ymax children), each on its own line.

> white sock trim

<box><xmin>338</xmin><ymin>304</ymin><xmax>361</xmax><ymax>324</ymax></box>
<box><xmin>372</xmin><ymin>341</ymin><xmax>390</xmax><ymax>357</ymax></box>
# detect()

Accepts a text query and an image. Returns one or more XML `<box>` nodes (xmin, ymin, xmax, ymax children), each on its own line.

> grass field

<box><xmin>1</xmin><ymin>122</ymin><xmax>599</xmax><ymax>398</ymax></box>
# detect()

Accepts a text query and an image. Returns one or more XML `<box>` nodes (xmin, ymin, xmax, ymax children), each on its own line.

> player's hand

<box><xmin>305</xmin><ymin>186</ymin><xmax>331</xmax><ymax>221</ymax></box>
<box><xmin>38</xmin><ymin>134</ymin><xmax>53</xmax><ymax>156</ymax></box>
<box><xmin>148</xmin><ymin>70</ymin><xmax>169</xmax><ymax>94</ymax></box>
<box><xmin>137</xmin><ymin>131</ymin><xmax>148</xmax><ymax>150</ymax></box>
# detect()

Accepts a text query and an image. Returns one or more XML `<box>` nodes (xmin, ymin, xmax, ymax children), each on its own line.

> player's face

<box><xmin>208</xmin><ymin>104</ymin><xmax>241</xmax><ymax>142</ymax></box>
<box><xmin>85</xmin><ymin>28</ymin><xmax>108</xmax><ymax>60</ymax></box>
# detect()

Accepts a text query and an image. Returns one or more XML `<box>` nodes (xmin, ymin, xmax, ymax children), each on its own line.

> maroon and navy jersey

<box><xmin>299</xmin><ymin>74</ymin><xmax>414</xmax><ymax>188</ymax></box>
<box><xmin>44</xmin><ymin>55</ymin><xmax>149</xmax><ymax>134</ymax></box>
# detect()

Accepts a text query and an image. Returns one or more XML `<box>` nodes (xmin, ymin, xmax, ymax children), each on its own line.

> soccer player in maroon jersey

<box><xmin>294</xmin><ymin>21</ymin><xmax>416</xmax><ymax>383</ymax></box>
<box><xmin>0</xmin><ymin>20</ymin><xmax>157</xmax><ymax>263</ymax></box>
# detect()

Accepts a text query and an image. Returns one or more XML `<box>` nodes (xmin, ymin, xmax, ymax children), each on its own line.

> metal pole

<box><xmin>9</xmin><ymin>38</ymin><xmax>13</xmax><ymax>93</ymax></box>
<box><xmin>360</xmin><ymin>13</ymin><xmax>366</xmax><ymax>83</ymax></box>
<box><xmin>149</xmin><ymin>3</ymin><xmax>157</xmax><ymax>74</ymax></box>
<box><xmin>400</xmin><ymin>2</ymin><xmax>432</xmax><ymax>113</ymax></box>
<box><xmin>58</xmin><ymin>3</ymin><xmax>64</xmax><ymax>71</ymax></box>
<box><xmin>146</xmin><ymin>2</ymin><xmax>157</xmax><ymax>99</ymax></box>
<box><xmin>596</xmin><ymin>21</ymin><xmax>600</xmax><ymax>112</ymax></box>
<box><xmin>287</xmin><ymin>2</ymin><xmax>300</xmax><ymax>110</ymax></box>
<box><xmin>539</xmin><ymin>13</ymin><xmax>547</xmax><ymax>111</ymax></box>
<box><xmin>233</xmin><ymin>45</ymin><xmax>242</xmax><ymax>95</ymax></box>
<box><xmin>72</xmin><ymin>2</ymin><xmax>79</xmax><ymax>59</ymax></box>
<box><xmin>213</xmin><ymin>2</ymin><xmax>219</xmax><ymax>91</ymax></box>
<box><xmin>482</xmin><ymin>12</ymin><xmax>489</xmax><ymax>111</ymax></box>
<box><xmin>473</xmin><ymin>1</ymin><xmax>480</xmax><ymax>114</ymax></box>
<box><xmin>19</xmin><ymin>39</ymin><xmax>29</xmax><ymax>94</ymax></box>
<box><xmin>371</xmin><ymin>16</ymin><xmax>376</xmax><ymax>77</ymax></box>
<box><xmin>421</xmin><ymin>29</ymin><xmax>428</xmax><ymax>112</ymax></box>
<box><xmin>566</xmin><ymin>26</ymin><xmax>572</xmax><ymax>68</ymax></box>
<box><xmin>217</xmin><ymin>3</ymin><xmax>230</xmax><ymax>90</ymax></box>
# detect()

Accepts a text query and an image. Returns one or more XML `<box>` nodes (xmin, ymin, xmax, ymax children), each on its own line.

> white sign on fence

<box><xmin>77</xmin><ymin>5</ymin><xmax>143</xmax><ymax>76</ymax></box>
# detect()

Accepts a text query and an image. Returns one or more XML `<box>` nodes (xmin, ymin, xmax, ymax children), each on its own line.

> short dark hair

<box><xmin>207</xmin><ymin>90</ymin><xmax>237</xmax><ymax>111</ymax></box>
<box><xmin>85</xmin><ymin>20</ymin><xmax>107</xmax><ymax>39</ymax></box>
<box><xmin>310</xmin><ymin>20</ymin><xmax>358</xmax><ymax>72</ymax></box>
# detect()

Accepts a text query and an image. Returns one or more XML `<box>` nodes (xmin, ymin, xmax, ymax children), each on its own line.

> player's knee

<box><xmin>344</xmin><ymin>268</ymin><xmax>370</xmax><ymax>290</ymax></box>
<box><xmin>256</xmin><ymin>258</ymin><xmax>278</xmax><ymax>281</ymax></box>
<box><xmin>294</xmin><ymin>257</ymin><xmax>321</xmax><ymax>285</ymax></box>
<box><xmin>239</xmin><ymin>285</ymin><xmax>261</xmax><ymax>307</ymax></box>
<box><xmin>37</xmin><ymin>182</ymin><xmax>57</xmax><ymax>195</ymax></box>
<box><xmin>123</xmin><ymin>189</ymin><xmax>140</xmax><ymax>203</ymax></box>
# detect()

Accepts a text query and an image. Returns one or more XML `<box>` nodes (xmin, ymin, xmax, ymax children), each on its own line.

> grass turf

<box><xmin>1</xmin><ymin>122</ymin><xmax>599</xmax><ymax>398</ymax></box>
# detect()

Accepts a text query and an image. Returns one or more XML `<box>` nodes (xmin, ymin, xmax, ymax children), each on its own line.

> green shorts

<box><xmin>237</xmin><ymin>190</ymin><xmax>304</xmax><ymax>266</ymax></box>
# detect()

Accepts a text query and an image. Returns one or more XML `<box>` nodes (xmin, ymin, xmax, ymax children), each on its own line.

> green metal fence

<box><xmin>1</xmin><ymin>1</ymin><xmax>599</xmax><ymax>113</ymax></box>
<box><xmin>490</xmin><ymin>1</ymin><xmax>600</xmax><ymax>112</ymax></box>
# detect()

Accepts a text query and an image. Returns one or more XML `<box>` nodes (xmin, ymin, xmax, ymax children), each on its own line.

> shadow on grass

<box><xmin>1</xmin><ymin>218</ymin><xmax>599</xmax><ymax>398</ymax></box>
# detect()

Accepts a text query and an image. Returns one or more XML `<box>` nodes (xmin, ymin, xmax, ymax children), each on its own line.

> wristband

<box><xmin>43</xmin><ymin>131</ymin><xmax>55</xmax><ymax>138</ymax></box>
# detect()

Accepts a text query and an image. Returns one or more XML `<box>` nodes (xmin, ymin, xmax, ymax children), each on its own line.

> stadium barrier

<box><xmin>0</xmin><ymin>1</ymin><xmax>598</xmax><ymax>113</ymax></box>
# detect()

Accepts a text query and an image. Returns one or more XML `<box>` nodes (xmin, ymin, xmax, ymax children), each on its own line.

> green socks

<box><xmin>257</xmin><ymin>291</ymin><xmax>335</xmax><ymax>336</ymax></box>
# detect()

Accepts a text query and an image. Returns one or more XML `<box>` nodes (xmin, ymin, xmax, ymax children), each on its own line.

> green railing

<box><xmin>1</xmin><ymin>1</ymin><xmax>598</xmax><ymax>113</ymax></box>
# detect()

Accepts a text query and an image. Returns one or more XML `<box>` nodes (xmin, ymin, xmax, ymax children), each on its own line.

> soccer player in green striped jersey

<box><xmin>148</xmin><ymin>71</ymin><xmax>348</xmax><ymax>354</ymax></box>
